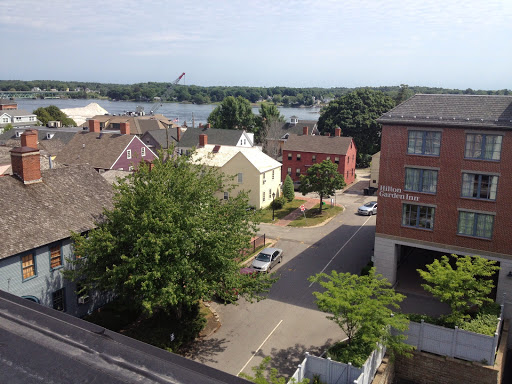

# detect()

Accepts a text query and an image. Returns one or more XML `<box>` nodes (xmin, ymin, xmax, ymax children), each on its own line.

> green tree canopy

<box><xmin>317</xmin><ymin>89</ymin><xmax>395</xmax><ymax>164</ymax></box>
<box><xmin>65</xmin><ymin>150</ymin><xmax>274</xmax><ymax>316</ymax></box>
<box><xmin>2</xmin><ymin>123</ymin><xmax>13</xmax><ymax>132</ymax></box>
<box><xmin>308</xmin><ymin>268</ymin><xmax>411</xmax><ymax>358</ymax></box>
<box><xmin>417</xmin><ymin>254</ymin><xmax>500</xmax><ymax>324</ymax></box>
<box><xmin>257</xmin><ymin>103</ymin><xmax>285</xmax><ymax>143</ymax></box>
<box><xmin>299</xmin><ymin>160</ymin><xmax>345</xmax><ymax>212</ymax></box>
<box><xmin>33</xmin><ymin>105</ymin><xmax>77</xmax><ymax>126</ymax></box>
<box><xmin>207</xmin><ymin>96</ymin><xmax>255</xmax><ymax>132</ymax></box>
<box><xmin>283</xmin><ymin>175</ymin><xmax>295</xmax><ymax>202</ymax></box>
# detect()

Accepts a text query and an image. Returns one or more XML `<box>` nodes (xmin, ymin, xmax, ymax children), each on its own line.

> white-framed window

<box><xmin>141</xmin><ymin>147</ymin><xmax>146</xmax><ymax>157</ymax></box>
<box><xmin>287</xmin><ymin>167</ymin><xmax>292</xmax><ymax>175</ymax></box>
<box><xmin>126</xmin><ymin>149</ymin><xmax>132</xmax><ymax>159</ymax></box>
<box><xmin>402</xmin><ymin>204</ymin><xmax>435</xmax><ymax>230</ymax></box>
<box><xmin>404</xmin><ymin>168</ymin><xmax>438</xmax><ymax>194</ymax></box>
<box><xmin>326</xmin><ymin>156</ymin><xmax>331</xmax><ymax>161</ymax></box>
<box><xmin>457</xmin><ymin>211</ymin><xmax>494</xmax><ymax>239</ymax></box>
<box><xmin>297</xmin><ymin>154</ymin><xmax>301</xmax><ymax>161</ymax></box>
<box><xmin>335</xmin><ymin>157</ymin><xmax>339</xmax><ymax>164</ymax></box>
<box><xmin>238</xmin><ymin>173</ymin><xmax>243</xmax><ymax>183</ymax></box>
<box><xmin>269</xmin><ymin>189</ymin><xmax>271</xmax><ymax>198</ymax></box>
<box><xmin>2</xmin><ymin>118</ymin><xmax>8</xmax><ymax>123</ymax></box>
<box><xmin>407</xmin><ymin>131</ymin><xmax>441</xmax><ymax>156</ymax></box>
<box><xmin>288</xmin><ymin>153</ymin><xmax>292</xmax><ymax>160</ymax></box>
<box><xmin>224</xmin><ymin>192</ymin><xmax>229</xmax><ymax>200</ymax></box>
<box><xmin>296</xmin><ymin>168</ymin><xmax>300</xmax><ymax>176</ymax></box>
<box><xmin>272</xmin><ymin>170</ymin><xmax>275</xmax><ymax>180</ymax></box>
<box><xmin>461</xmin><ymin>173</ymin><xmax>498</xmax><ymax>200</ymax></box>
<box><xmin>263</xmin><ymin>192</ymin><xmax>265</xmax><ymax>202</ymax></box>
<box><xmin>465</xmin><ymin>134</ymin><xmax>502</xmax><ymax>161</ymax></box>
<box><xmin>312</xmin><ymin>155</ymin><xmax>316</xmax><ymax>162</ymax></box>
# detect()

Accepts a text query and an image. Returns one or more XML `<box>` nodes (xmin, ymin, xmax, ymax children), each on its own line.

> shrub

<box><xmin>270</xmin><ymin>197</ymin><xmax>285</xmax><ymax>210</ymax></box>
<box><xmin>283</xmin><ymin>175</ymin><xmax>295</xmax><ymax>201</ymax></box>
<box><xmin>461</xmin><ymin>313</ymin><xmax>500</xmax><ymax>336</ymax></box>
<box><xmin>360</xmin><ymin>261</ymin><xmax>374</xmax><ymax>276</ymax></box>
<box><xmin>327</xmin><ymin>339</ymin><xmax>376</xmax><ymax>368</ymax></box>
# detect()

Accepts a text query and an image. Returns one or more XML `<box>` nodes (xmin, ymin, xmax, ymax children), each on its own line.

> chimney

<box><xmin>10</xmin><ymin>130</ymin><xmax>42</xmax><ymax>184</ymax></box>
<box><xmin>199</xmin><ymin>134</ymin><xmax>208</xmax><ymax>147</ymax></box>
<box><xmin>335</xmin><ymin>127</ymin><xmax>341</xmax><ymax>137</ymax></box>
<box><xmin>89</xmin><ymin>119</ymin><xmax>100</xmax><ymax>133</ymax></box>
<box><xmin>303</xmin><ymin>126</ymin><xmax>309</xmax><ymax>136</ymax></box>
<box><xmin>206</xmin><ymin>123</ymin><xmax>211</xmax><ymax>129</ymax></box>
<box><xmin>120</xmin><ymin>122</ymin><xmax>130</xmax><ymax>135</ymax></box>
<box><xmin>199</xmin><ymin>123</ymin><xmax>203</xmax><ymax>129</ymax></box>
<box><xmin>176</xmin><ymin>127</ymin><xmax>181</xmax><ymax>142</ymax></box>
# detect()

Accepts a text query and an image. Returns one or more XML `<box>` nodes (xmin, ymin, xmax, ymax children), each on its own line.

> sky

<box><xmin>1</xmin><ymin>0</ymin><xmax>511</xmax><ymax>90</ymax></box>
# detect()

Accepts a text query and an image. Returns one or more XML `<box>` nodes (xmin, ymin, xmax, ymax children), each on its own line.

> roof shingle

<box><xmin>283</xmin><ymin>134</ymin><xmax>354</xmax><ymax>155</ymax></box>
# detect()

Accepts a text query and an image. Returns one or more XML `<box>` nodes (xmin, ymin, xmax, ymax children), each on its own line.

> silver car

<box><xmin>251</xmin><ymin>247</ymin><xmax>283</xmax><ymax>272</ymax></box>
<box><xmin>358</xmin><ymin>201</ymin><xmax>378</xmax><ymax>216</ymax></box>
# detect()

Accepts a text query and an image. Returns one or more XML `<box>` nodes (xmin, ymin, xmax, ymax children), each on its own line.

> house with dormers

<box><xmin>56</xmin><ymin>120</ymin><xmax>157</xmax><ymax>172</ymax></box>
<box><xmin>0</xmin><ymin>129</ymin><xmax>114</xmax><ymax>317</ymax></box>
<box><xmin>0</xmin><ymin>109</ymin><xmax>39</xmax><ymax>130</ymax></box>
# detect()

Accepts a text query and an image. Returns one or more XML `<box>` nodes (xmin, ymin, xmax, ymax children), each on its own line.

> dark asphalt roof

<box><xmin>283</xmin><ymin>134</ymin><xmax>354</xmax><ymax>155</ymax></box>
<box><xmin>377</xmin><ymin>94</ymin><xmax>512</xmax><ymax>129</ymax></box>
<box><xmin>178</xmin><ymin>127</ymin><xmax>244</xmax><ymax>147</ymax></box>
<box><xmin>0</xmin><ymin>290</ymin><xmax>251</xmax><ymax>384</ymax></box>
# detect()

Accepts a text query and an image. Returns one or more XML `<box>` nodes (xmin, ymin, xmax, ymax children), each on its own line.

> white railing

<box><xmin>288</xmin><ymin>346</ymin><xmax>385</xmax><ymax>384</ymax></box>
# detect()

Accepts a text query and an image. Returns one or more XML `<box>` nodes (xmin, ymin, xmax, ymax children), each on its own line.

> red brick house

<box><xmin>281</xmin><ymin>126</ymin><xmax>357</xmax><ymax>186</ymax></box>
<box><xmin>373</xmin><ymin>94</ymin><xmax>512</xmax><ymax>318</ymax></box>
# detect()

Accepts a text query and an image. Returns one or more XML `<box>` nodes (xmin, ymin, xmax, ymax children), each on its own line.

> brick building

<box><xmin>281</xmin><ymin>126</ymin><xmax>357</xmax><ymax>186</ymax></box>
<box><xmin>373</xmin><ymin>94</ymin><xmax>512</xmax><ymax>317</ymax></box>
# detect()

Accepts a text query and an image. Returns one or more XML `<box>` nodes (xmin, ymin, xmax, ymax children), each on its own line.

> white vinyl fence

<box><xmin>401</xmin><ymin>304</ymin><xmax>503</xmax><ymax>364</ymax></box>
<box><xmin>288</xmin><ymin>346</ymin><xmax>385</xmax><ymax>384</ymax></box>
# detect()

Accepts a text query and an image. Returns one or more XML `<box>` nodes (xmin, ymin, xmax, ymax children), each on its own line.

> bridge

<box><xmin>0</xmin><ymin>90</ymin><xmax>70</xmax><ymax>99</ymax></box>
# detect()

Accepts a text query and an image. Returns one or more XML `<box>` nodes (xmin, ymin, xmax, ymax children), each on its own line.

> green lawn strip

<box><xmin>257</xmin><ymin>199</ymin><xmax>304</xmax><ymax>223</ymax></box>
<box><xmin>288</xmin><ymin>204</ymin><xmax>343</xmax><ymax>227</ymax></box>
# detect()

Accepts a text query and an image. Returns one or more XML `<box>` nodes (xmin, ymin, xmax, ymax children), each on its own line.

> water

<box><xmin>15</xmin><ymin>99</ymin><xmax>320</xmax><ymax>126</ymax></box>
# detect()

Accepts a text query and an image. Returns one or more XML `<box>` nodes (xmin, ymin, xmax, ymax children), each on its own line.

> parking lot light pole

<box><xmin>272</xmin><ymin>192</ymin><xmax>276</xmax><ymax>221</ymax></box>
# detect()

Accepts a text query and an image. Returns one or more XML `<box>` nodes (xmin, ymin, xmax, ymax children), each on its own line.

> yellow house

<box><xmin>191</xmin><ymin>144</ymin><xmax>282</xmax><ymax>209</ymax></box>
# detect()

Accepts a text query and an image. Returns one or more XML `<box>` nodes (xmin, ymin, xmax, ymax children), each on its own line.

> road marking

<box><xmin>238</xmin><ymin>319</ymin><xmax>283</xmax><ymax>375</ymax></box>
<box><xmin>309</xmin><ymin>215</ymin><xmax>373</xmax><ymax>288</ymax></box>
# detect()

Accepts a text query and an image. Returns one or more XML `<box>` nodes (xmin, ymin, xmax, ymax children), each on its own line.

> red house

<box><xmin>282</xmin><ymin>127</ymin><xmax>357</xmax><ymax>186</ymax></box>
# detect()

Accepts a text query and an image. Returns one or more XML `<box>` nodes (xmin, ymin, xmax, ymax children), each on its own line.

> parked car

<box><xmin>251</xmin><ymin>247</ymin><xmax>283</xmax><ymax>272</ymax></box>
<box><xmin>358</xmin><ymin>201</ymin><xmax>378</xmax><ymax>216</ymax></box>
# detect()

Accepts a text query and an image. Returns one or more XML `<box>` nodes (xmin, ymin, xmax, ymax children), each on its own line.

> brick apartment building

<box><xmin>373</xmin><ymin>94</ymin><xmax>512</xmax><ymax>317</ymax></box>
<box><xmin>282</xmin><ymin>126</ymin><xmax>357</xmax><ymax>186</ymax></box>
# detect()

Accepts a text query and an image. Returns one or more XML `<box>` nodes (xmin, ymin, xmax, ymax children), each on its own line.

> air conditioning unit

<box><xmin>78</xmin><ymin>295</ymin><xmax>90</xmax><ymax>304</ymax></box>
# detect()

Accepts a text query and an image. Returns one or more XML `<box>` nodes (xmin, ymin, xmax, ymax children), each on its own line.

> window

<box><xmin>407</xmin><ymin>131</ymin><xmax>441</xmax><ymax>156</ymax></box>
<box><xmin>263</xmin><ymin>172</ymin><xmax>266</xmax><ymax>180</ymax></box>
<box><xmin>296</xmin><ymin>168</ymin><xmax>301</xmax><ymax>176</ymax></box>
<box><xmin>238</xmin><ymin>173</ymin><xmax>243</xmax><ymax>183</ymax></box>
<box><xmin>263</xmin><ymin>192</ymin><xmax>265</xmax><ymax>202</ymax></box>
<box><xmin>52</xmin><ymin>288</ymin><xmax>66</xmax><ymax>312</ymax></box>
<box><xmin>326</xmin><ymin>156</ymin><xmax>330</xmax><ymax>161</ymax></box>
<box><xmin>269</xmin><ymin>189</ymin><xmax>271</xmax><ymax>198</ymax></box>
<box><xmin>141</xmin><ymin>147</ymin><xmax>146</xmax><ymax>157</ymax></box>
<box><xmin>335</xmin><ymin>157</ymin><xmax>339</xmax><ymax>164</ymax></box>
<box><xmin>404</xmin><ymin>168</ymin><xmax>438</xmax><ymax>193</ymax></box>
<box><xmin>50</xmin><ymin>245</ymin><xmax>62</xmax><ymax>269</ymax></box>
<box><xmin>272</xmin><ymin>170</ymin><xmax>274</xmax><ymax>180</ymax></box>
<box><xmin>21</xmin><ymin>254</ymin><xmax>36</xmax><ymax>280</ymax></box>
<box><xmin>288</xmin><ymin>153</ymin><xmax>292</xmax><ymax>160</ymax></box>
<box><xmin>465</xmin><ymin>134</ymin><xmax>502</xmax><ymax>160</ymax></box>
<box><xmin>461</xmin><ymin>173</ymin><xmax>498</xmax><ymax>200</ymax></box>
<box><xmin>297</xmin><ymin>154</ymin><xmax>301</xmax><ymax>161</ymax></box>
<box><xmin>312</xmin><ymin>155</ymin><xmax>316</xmax><ymax>162</ymax></box>
<box><xmin>223</xmin><ymin>192</ymin><xmax>229</xmax><ymax>200</ymax></box>
<box><xmin>458</xmin><ymin>211</ymin><xmax>494</xmax><ymax>239</ymax></box>
<box><xmin>287</xmin><ymin>167</ymin><xmax>292</xmax><ymax>175</ymax></box>
<box><xmin>126</xmin><ymin>149</ymin><xmax>132</xmax><ymax>159</ymax></box>
<box><xmin>346</xmin><ymin>171</ymin><xmax>349</xmax><ymax>178</ymax></box>
<box><xmin>128</xmin><ymin>166</ymin><xmax>134</xmax><ymax>171</ymax></box>
<box><xmin>402</xmin><ymin>204</ymin><xmax>435</xmax><ymax>229</ymax></box>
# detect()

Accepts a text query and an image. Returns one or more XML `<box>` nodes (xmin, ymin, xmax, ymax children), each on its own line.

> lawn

<box><xmin>257</xmin><ymin>199</ymin><xmax>303</xmax><ymax>223</ymax></box>
<box><xmin>288</xmin><ymin>203</ymin><xmax>343</xmax><ymax>227</ymax></box>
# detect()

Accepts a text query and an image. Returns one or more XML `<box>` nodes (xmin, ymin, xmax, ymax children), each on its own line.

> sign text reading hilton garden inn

<box><xmin>378</xmin><ymin>185</ymin><xmax>419</xmax><ymax>202</ymax></box>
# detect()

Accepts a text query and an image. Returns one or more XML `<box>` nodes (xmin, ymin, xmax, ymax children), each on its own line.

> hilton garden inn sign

<box><xmin>378</xmin><ymin>185</ymin><xmax>419</xmax><ymax>202</ymax></box>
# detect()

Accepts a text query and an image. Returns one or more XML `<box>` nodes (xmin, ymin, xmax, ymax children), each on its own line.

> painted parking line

<box><xmin>308</xmin><ymin>215</ymin><xmax>373</xmax><ymax>288</ymax></box>
<box><xmin>238</xmin><ymin>319</ymin><xmax>283</xmax><ymax>375</ymax></box>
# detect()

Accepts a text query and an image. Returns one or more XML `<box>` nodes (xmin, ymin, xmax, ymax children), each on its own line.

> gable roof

<box><xmin>84</xmin><ymin>114</ymin><xmax>173</xmax><ymax>135</ymax></box>
<box><xmin>283</xmin><ymin>134</ymin><xmax>354</xmax><ymax>155</ymax></box>
<box><xmin>377</xmin><ymin>94</ymin><xmax>512</xmax><ymax>129</ymax></box>
<box><xmin>0</xmin><ymin>109</ymin><xmax>36</xmax><ymax>117</ymax></box>
<box><xmin>0</xmin><ymin>164</ymin><xmax>113</xmax><ymax>260</ymax></box>
<box><xmin>191</xmin><ymin>145</ymin><xmax>281</xmax><ymax>172</ymax></box>
<box><xmin>178</xmin><ymin>127</ymin><xmax>246</xmax><ymax>147</ymax></box>
<box><xmin>55</xmin><ymin>131</ymin><xmax>135</xmax><ymax>169</ymax></box>
<box><xmin>0</xmin><ymin>128</ymin><xmax>77</xmax><ymax>155</ymax></box>
<box><xmin>279</xmin><ymin>119</ymin><xmax>319</xmax><ymax>136</ymax></box>
<box><xmin>142</xmin><ymin>127</ymin><xmax>182</xmax><ymax>149</ymax></box>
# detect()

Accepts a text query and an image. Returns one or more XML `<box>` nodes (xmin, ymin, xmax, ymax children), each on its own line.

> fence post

<box><xmin>490</xmin><ymin>330</ymin><xmax>499</xmax><ymax>365</ymax></box>
<box><xmin>418</xmin><ymin>319</ymin><xmax>425</xmax><ymax>351</ymax></box>
<box><xmin>327</xmin><ymin>357</ymin><xmax>332</xmax><ymax>383</ymax></box>
<box><xmin>450</xmin><ymin>326</ymin><xmax>458</xmax><ymax>357</ymax></box>
<box><xmin>347</xmin><ymin>362</ymin><xmax>352</xmax><ymax>382</ymax></box>
<box><xmin>264</xmin><ymin>233</ymin><xmax>266</xmax><ymax>245</ymax></box>
<box><xmin>297</xmin><ymin>364</ymin><xmax>303</xmax><ymax>381</ymax></box>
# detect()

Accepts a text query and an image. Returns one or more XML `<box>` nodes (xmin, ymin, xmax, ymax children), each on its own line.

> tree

<box><xmin>395</xmin><ymin>84</ymin><xmax>413</xmax><ymax>105</ymax></box>
<box><xmin>299</xmin><ymin>160</ymin><xmax>345</xmax><ymax>212</ymax></box>
<box><xmin>65</xmin><ymin>150</ymin><xmax>274</xmax><ymax>316</ymax></box>
<box><xmin>283</xmin><ymin>175</ymin><xmax>295</xmax><ymax>202</ymax></box>
<box><xmin>317</xmin><ymin>89</ymin><xmax>395</xmax><ymax>164</ymax></box>
<box><xmin>308</xmin><ymin>268</ymin><xmax>411</xmax><ymax>357</ymax></box>
<box><xmin>2</xmin><ymin>123</ymin><xmax>13</xmax><ymax>132</ymax></box>
<box><xmin>260</xmin><ymin>113</ymin><xmax>285</xmax><ymax>156</ymax></box>
<box><xmin>33</xmin><ymin>105</ymin><xmax>77</xmax><ymax>126</ymax></box>
<box><xmin>417</xmin><ymin>254</ymin><xmax>500</xmax><ymax>324</ymax></box>
<box><xmin>207</xmin><ymin>96</ymin><xmax>255</xmax><ymax>132</ymax></box>
<box><xmin>240</xmin><ymin>356</ymin><xmax>309</xmax><ymax>384</ymax></box>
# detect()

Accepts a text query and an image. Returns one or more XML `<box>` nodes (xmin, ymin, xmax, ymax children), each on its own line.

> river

<box><xmin>15</xmin><ymin>99</ymin><xmax>320</xmax><ymax>126</ymax></box>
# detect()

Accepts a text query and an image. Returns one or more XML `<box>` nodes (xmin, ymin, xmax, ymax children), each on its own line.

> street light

<box><xmin>272</xmin><ymin>192</ymin><xmax>276</xmax><ymax>221</ymax></box>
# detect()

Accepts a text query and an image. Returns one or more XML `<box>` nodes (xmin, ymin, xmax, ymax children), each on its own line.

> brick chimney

<box><xmin>199</xmin><ymin>123</ymin><xmax>203</xmax><ymax>129</ymax></box>
<box><xmin>176</xmin><ymin>127</ymin><xmax>181</xmax><ymax>142</ymax></box>
<box><xmin>10</xmin><ymin>129</ymin><xmax>41</xmax><ymax>184</ymax></box>
<box><xmin>120</xmin><ymin>122</ymin><xmax>130</xmax><ymax>135</ymax></box>
<box><xmin>206</xmin><ymin>123</ymin><xmax>211</xmax><ymax>129</ymax></box>
<box><xmin>303</xmin><ymin>126</ymin><xmax>309</xmax><ymax>136</ymax></box>
<box><xmin>199</xmin><ymin>134</ymin><xmax>208</xmax><ymax>147</ymax></box>
<box><xmin>335</xmin><ymin>127</ymin><xmax>341</xmax><ymax>137</ymax></box>
<box><xmin>89</xmin><ymin>119</ymin><xmax>100</xmax><ymax>133</ymax></box>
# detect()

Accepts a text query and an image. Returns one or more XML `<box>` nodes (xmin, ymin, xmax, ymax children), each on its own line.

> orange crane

<box><xmin>150</xmin><ymin>72</ymin><xmax>186</xmax><ymax>115</ymax></box>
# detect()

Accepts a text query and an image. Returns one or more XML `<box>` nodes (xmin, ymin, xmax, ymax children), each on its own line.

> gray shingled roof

<box><xmin>280</xmin><ymin>120</ymin><xmax>319</xmax><ymax>136</ymax></box>
<box><xmin>0</xmin><ymin>164</ymin><xmax>113</xmax><ymax>260</ymax></box>
<box><xmin>55</xmin><ymin>131</ymin><xmax>134</xmax><ymax>169</ymax></box>
<box><xmin>143</xmin><ymin>127</ymin><xmax>181</xmax><ymax>149</ymax></box>
<box><xmin>178</xmin><ymin>127</ymin><xmax>244</xmax><ymax>147</ymax></box>
<box><xmin>0</xmin><ymin>109</ymin><xmax>36</xmax><ymax>117</ymax></box>
<box><xmin>377</xmin><ymin>94</ymin><xmax>512</xmax><ymax>129</ymax></box>
<box><xmin>283</xmin><ymin>134</ymin><xmax>354</xmax><ymax>155</ymax></box>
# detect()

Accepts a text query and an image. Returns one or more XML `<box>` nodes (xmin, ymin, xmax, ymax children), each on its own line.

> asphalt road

<box><xmin>188</xmin><ymin>188</ymin><xmax>378</xmax><ymax>379</ymax></box>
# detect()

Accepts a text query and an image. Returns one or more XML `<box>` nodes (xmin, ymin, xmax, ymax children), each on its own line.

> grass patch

<box><xmin>257</xmin><ymin>199</ymin><xmax>304</xmax><ymax>223</ymax></box>
<box><xmin>288</xmin><ymin>204</ymin><xmax>343</xmax><ymax>227</ymax></box>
